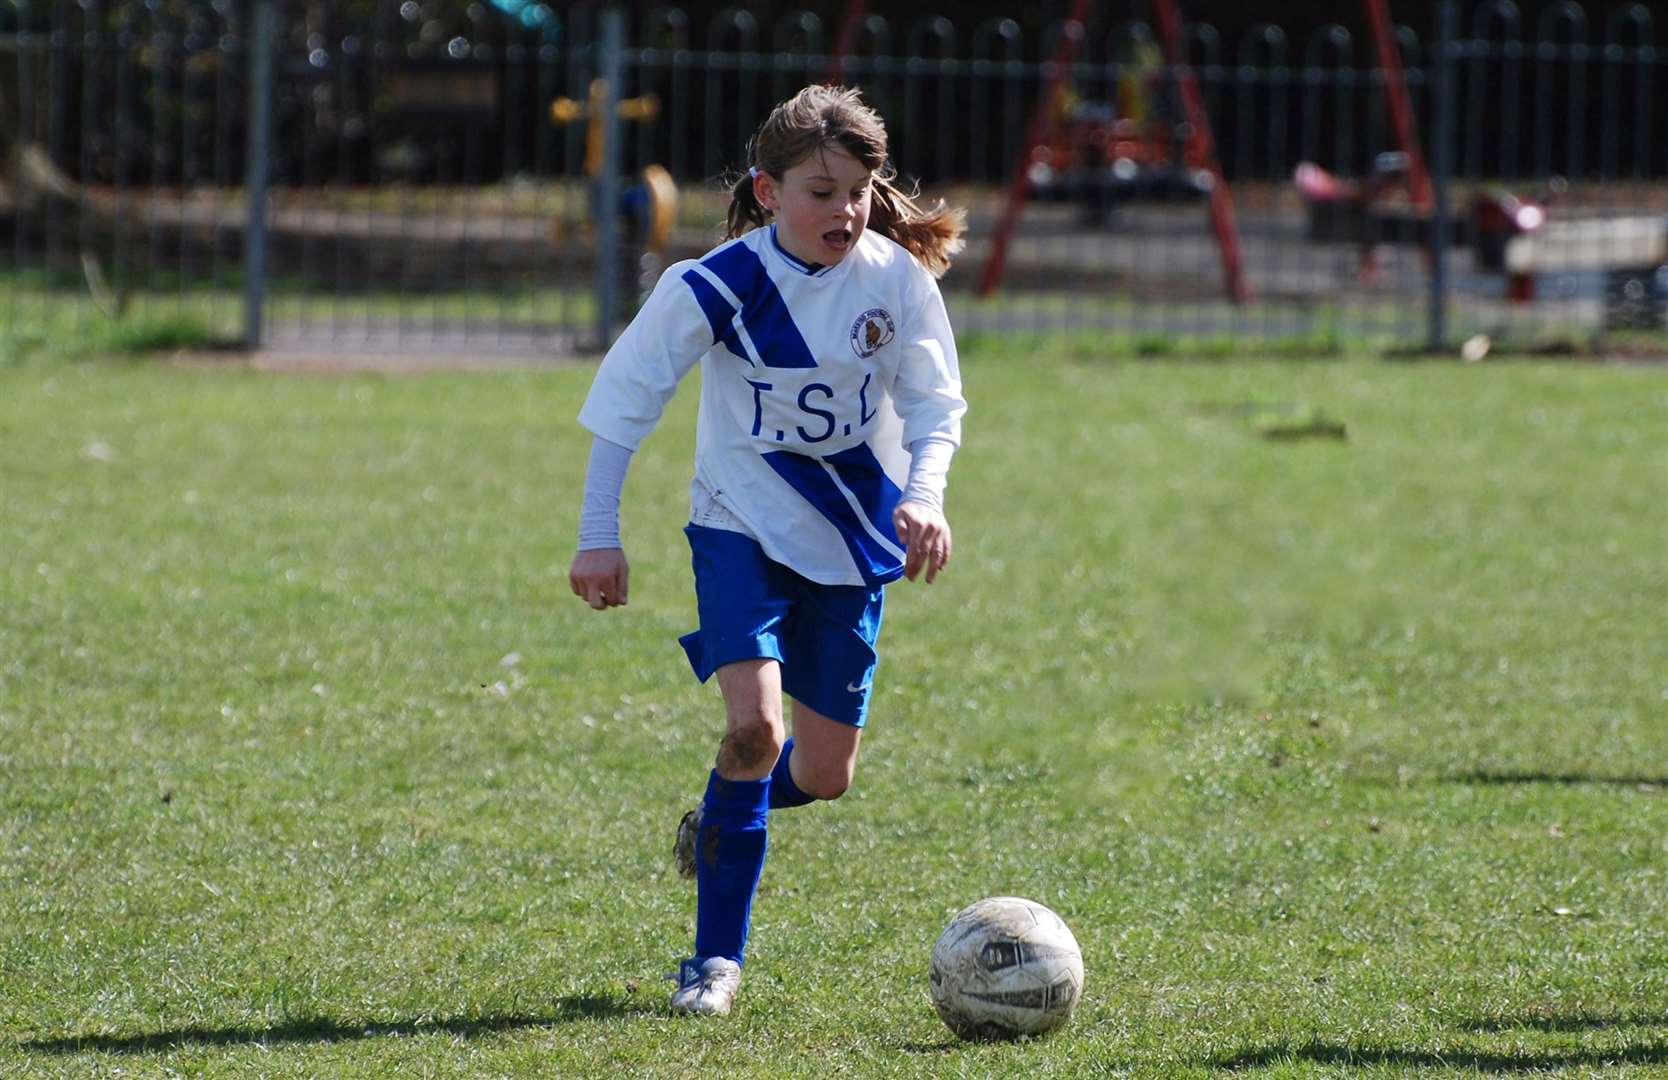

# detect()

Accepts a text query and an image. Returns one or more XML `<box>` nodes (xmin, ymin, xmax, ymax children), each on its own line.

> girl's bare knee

<box><xmin>719</xmin><ymin>717</ymin><xmax>785</xmax><ymax>776</ymax></box>
<box><xmin>798</xmin><ymin>767</ymin><xmax>852</xmax><ymax>801</ymax></box>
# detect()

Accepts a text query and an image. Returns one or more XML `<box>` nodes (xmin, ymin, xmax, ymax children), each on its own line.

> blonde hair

<box><xmin>724</xmin><ymin>85</ymin><xmax>965</xmax><ymax>278</ymax></box>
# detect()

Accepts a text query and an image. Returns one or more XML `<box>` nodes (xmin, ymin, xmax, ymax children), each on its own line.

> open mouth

<box><xmin>822</xmin><ymin>228</ymin><xmax>853</xmax><ymax>251</ymax></box>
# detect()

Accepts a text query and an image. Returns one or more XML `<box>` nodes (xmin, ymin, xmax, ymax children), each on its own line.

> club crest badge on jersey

<box><xmin>850</xmin><ymin>308</ymin><xmax>896</xmax><ymax>358</ymax></box>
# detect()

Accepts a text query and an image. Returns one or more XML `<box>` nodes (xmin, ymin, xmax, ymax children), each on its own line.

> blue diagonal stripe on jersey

<box><xmin>823</xmin><ymin>442</ymin><xmax>904</xmax><ymax>548</ymax></box>
<box><xmin>702</xmin><ymin>243</ymin><xmax>818</xmax><ymax>369</ymax></box>
<box><xmin>762</xmin><ymin>451</ymin><xmax>903</xmax><ymax>584</ymax></box>
<box><xmin>681</xmin><ymin>268</ymin><xmax>751</xmax><ymax>362</ymax></box>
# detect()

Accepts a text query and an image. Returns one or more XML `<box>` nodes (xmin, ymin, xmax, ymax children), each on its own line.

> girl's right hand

<box><xmin>569</xmin><ymin>548</ymin><xmax>630</xmax><ymax>610</ymax></box>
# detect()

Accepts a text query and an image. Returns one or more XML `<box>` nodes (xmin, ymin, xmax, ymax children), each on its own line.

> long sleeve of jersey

<box><xmin>576</xmin><ymin>435</ymin><xmax>634</xmax><ymax>550</ymax></box>
<box><xmin>890</xmin><ymin>282</ymin><xmax>965</xmax><ymax>450</ymax></box>
<box><xmin>576</xmin><ymin>267</ymin><xmax>712</xmax><ymax>452</ymax></box>
<box><xmin>902</xmin><ymin>434</ymin><xmax>956</xmax><ymax>512</ymax></box>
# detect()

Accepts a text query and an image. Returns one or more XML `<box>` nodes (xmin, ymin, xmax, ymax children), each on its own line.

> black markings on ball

<box><xmin>979</xmin><ymin>941</ymin><xmax>1027</xmax><ymax>971</ymax></box>
<box><xmin>965</xmin><ymin>984</ymin><xmax>1052</xmax><ymax>1009</ymax></box>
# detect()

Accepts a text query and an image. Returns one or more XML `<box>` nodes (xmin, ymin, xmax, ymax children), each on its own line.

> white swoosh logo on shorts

<box><xmin>846</xmin><ymin>681</ymin><xmax>870</xmax><ymax>693</ymax></box>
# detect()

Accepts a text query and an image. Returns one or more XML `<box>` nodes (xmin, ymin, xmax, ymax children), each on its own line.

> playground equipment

<box><xmin>1294</xmin><ymin>152</ymin><xmax>1440</xmax><ymax>287</ymax></box>
<box><xmin>1020</xmin><ymin>39</ymin><xmax>1217</xmax><ymax>222</ymax></box>
<box><xmin>1471</xmin><ymin>183</ymin><xmax>1667</xmax><ymax>327</ymax></box>
<box><xmin>1290</xmin><ymin>0</ymin><xmax>1438</xmax><ymax>282</ymax></box>
<box><xmin>825</xmin><ymin>0</ymin><xmax>868</xmax><ymax>84</ymax></box>
<box><xmin>823</xmin><ymin>0</ymin><xmax>1244</xmax><ymax>301</ymax></box>
<box><xmin>1</xmin><ymin>92</ymin><xmax>128</xmax><ymax>316</ymax></box>
<box><xmin>1290</xmin><ymin>0</ymin><xmax>1666</xmax><ymax>329</ymax></box>
<box><xmin>976</xmin><ymin>0</ymin><xmax>1250</xmax><ymax>303</ymax></box>
<box><xmin>550</xmin><ymin>79</ymin><xmax>679</xmax><ymax>286</ymax></box>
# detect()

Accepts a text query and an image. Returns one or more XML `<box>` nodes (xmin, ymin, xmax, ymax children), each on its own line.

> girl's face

<box><xmin>756</xmin><ymin>144</ymin><xmax>873</xmax><ymax>267</ymax></box>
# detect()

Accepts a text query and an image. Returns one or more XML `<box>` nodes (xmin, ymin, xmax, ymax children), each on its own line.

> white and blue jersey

<box><xmin>578</xmin><ymin>224</ymin><xmax>966</xmax><ymax>587</ymax></box>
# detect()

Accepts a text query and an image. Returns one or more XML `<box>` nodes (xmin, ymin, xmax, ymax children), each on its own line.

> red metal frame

<box><xmin>1362</xmin><ymin>0</ymin><xmax>1434</xmax><ymax>210</ymax></box>
<box><xmin>977</xmin><ymin>0</ymin><xmax>1249</xmax><ymax>304</ymax></box>
<box><xmin>976</xmin><ymin>0</ymin><xmax>1092</xmax><ymax>298</ymax></box>
<box><xmin>826</xmin><ymin>0</ymin><xmax>868</xmax><ymax>86</ymax></box>
<box><xmin>1150</xmin><ymin>0</ymin><xmax>1249</xmax><ymax>303</ymax></box>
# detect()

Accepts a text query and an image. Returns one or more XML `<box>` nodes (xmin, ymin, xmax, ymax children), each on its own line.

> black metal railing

<box><xmin>2</xmin><ymin>0</ymin><xmax>1662</xmax><ymax>357</ymax></box>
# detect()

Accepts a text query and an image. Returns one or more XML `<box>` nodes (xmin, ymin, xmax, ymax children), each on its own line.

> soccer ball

<box><xmin>928</xmin><ymin>896</ymin><xmax>1084</xmax><ymax>1040</ymax></box>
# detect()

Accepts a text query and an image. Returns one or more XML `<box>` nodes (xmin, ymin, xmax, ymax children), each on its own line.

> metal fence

<box><xmin>2</xmin><ymin>0</ymin><xmax>1664</xmax><ymax>359</ymax></box>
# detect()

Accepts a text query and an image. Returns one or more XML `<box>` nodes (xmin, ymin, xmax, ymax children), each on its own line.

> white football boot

<box><xmin>669</xmin><ymin>956</ymin><xmax>741</xmax><ymax>1015</ymax></box>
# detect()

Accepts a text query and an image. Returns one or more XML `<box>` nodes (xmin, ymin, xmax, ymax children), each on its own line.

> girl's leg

<box><xmin>779</xmin><ymin>699</ymin><xmax>862</xmax><ymax>801</ymax></box>
<box><xmin>691</xmin><ymin>660</ymin><xmax>783</xmax><ymax>961</ymax></box>
<box><xmin>769</xmin><ymin>574</ymin><xmax>880</xmax><ymax>808</ymax></box>
<box><xmin>714</xmin><ymin>659</ymin><xmax>786</xmax><ymax>780</ymax></box>
<box><xmin>673</xmin><ymin>659</ymin><xmax>784</xmax><ymax>1014</ymax></box>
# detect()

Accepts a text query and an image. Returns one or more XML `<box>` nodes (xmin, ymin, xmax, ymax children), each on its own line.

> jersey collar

<box><xmin>769</xmin><ymin>225</ymin><xmax>839</xmax><ymax>278</ymax></box>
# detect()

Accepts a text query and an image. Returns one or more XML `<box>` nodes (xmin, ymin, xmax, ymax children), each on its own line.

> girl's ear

<box><xmin>754</xmin><ymin>171</ymin><xmax>779</xmax><ymax>213</ymax></box>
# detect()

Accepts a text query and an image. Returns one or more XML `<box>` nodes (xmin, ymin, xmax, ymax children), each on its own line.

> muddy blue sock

<box><xmin>692</xmin><ymin>770</ymin><xmax>770</xmax><ymax>965</ymax></box>
<box><xmin>767</xmin><ymin>737</ymin><xmax>815</xmax><ymax>810</ymax></box>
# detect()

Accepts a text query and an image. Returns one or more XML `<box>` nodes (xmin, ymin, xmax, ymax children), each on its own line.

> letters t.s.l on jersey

<box><xmin>578</xmin><ymin>224</ymin><xmax>966</xmax><ymax>587</ymax></box>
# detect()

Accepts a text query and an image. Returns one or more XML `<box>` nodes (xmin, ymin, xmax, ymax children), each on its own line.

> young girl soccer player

<box><xmin>568</xmin><ymin>85</ymin><xmax>966</xmax><ymax>1016</ymax></box>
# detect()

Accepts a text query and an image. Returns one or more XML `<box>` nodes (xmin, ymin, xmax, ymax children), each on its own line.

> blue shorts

<box><xmin>678</xmin><ymin>524</ymin><xmax>885</xmax><ymax>727</ymax></box>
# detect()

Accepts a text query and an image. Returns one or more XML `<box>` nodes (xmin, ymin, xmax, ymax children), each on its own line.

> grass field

<box><xmin>1</xmin><ymin>344</ymin><xmax>1664</xmax><ymax>1077</ymax></box>
<box><xmin>9</xmin><ymin>267</ymin><xmax>1663</xmax><ymax>368</ymax></box>
<box><xmin>0</xmin><ymin>270</ymin><xmax>601</xmax><ymax>363</ymax></box>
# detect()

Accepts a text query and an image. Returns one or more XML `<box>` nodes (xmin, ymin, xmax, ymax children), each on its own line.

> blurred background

<box><xmin>1</xmin><ymin>0</ymin><xmax>1663</xmax><ymax>360</ymax></box>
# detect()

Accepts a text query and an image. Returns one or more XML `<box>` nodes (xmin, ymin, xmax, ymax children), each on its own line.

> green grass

<box><xmin>1</xmin><ymin>346</ymin><xmax>1664</xmax><ymax>1077</ymax></box>
<box><xmin>0</xmin><ymin>273</ymin><xmax>598</xmax><ymax>366</ymax></box>
<box><xmin>12</xmin><ymin>267</ymin><xmax>1660</xmax><ymax>365</ymax></box>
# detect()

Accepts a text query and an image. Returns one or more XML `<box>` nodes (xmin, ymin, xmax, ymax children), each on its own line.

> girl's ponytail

<box><xmin>724</xmin><ymin>169</ymin><xmax>769</xmax><ymax>240</ymax></box>
<box><xmin>869</xmin><ymin>173</ymin><xmax>966</xmax><ymax>279</ymax></box>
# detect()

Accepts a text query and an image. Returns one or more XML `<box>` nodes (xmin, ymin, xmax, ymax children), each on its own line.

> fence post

<box><xmin>243</xmin><ymin>0</ymin><xmax>276</xmax><ymax>350</ymax></box>
<box><xmin>594</xmin><ymin>7</ymin><xmax>625</xmax><ymax>349</ymax></box>
<box><xmin>1427</xmin><ymin>0</ymin><xmax>1457</xmax><ymax>353</ymax></box>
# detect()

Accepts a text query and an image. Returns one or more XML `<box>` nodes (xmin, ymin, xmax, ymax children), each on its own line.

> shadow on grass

<box><xmin>1454</xmin><ymin>771</ymin><xmax>1666</xmax><ymax>790</ymax></box>
<box><xmin>20</xmin><ymin>995</ymin><xmax>658</xmax><ymax>1056</ymax></box>
<box><xmin>1464</xmin><ymin>1011</ymin><xmax>1668</xmax><ymax>1033</ymax></box>
<box><xmin>1212</xmin><ymin>1041</ymin><xmax>1668</xmax><ymax>1072</ymax></box>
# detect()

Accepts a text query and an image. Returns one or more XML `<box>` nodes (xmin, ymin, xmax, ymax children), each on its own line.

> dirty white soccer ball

<box><xmin>928</xmin><ymin>896</ymin><xmax>1084</xmax><ymax>1040</ymax></box>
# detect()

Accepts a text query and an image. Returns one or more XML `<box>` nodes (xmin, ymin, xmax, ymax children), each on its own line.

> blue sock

<box><xmin>693</xmin><ymin>770</ymin><xmax>770</xmax><ymax>966</ymax></box>
<box><xmin>767</xmin><ymin>737</ymin><xmax>815</xmax><ymax>810</ymax></box>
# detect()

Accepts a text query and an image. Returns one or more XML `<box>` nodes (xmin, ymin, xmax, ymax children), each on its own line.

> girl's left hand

<box><xmin>893</xmin><ymin>501</ymin><xmax>952</xmax><ymax>584</ymax></box>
